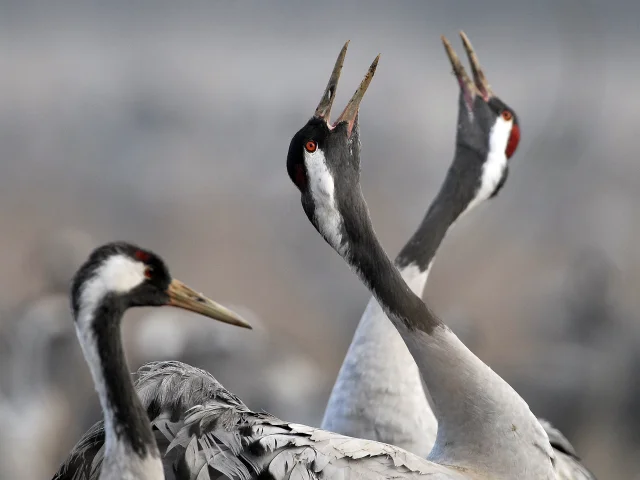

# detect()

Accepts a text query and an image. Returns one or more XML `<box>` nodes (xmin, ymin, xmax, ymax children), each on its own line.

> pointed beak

<box><xmin>314</xmin><ymin>41</ymin><xmax>350</xmax><ymax>123</ymax></box>
<box><xmin>166</xmin><ymin>279</ymin><xmax>252</xmax><ymax>329</ymax></box>
<box><xmin>441</xmin><ymin>32</ymin><xmax>493</xmax><ymax>111</ymax></box>
<box><xmin>333</xmin><ymin>54</ymin><xmax>380</xmax><ymax>137</ymax></box>
<box><xmin>459</xmin><ymin>32</ymin><xmax>493</xmax><ymax>100</ymax></box>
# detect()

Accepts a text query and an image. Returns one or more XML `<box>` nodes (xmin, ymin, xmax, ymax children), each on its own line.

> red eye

<box><xmin>502</xmin><ymin>110</ymin><xmax>513</xmax><ymax>121</ymax></box>
<box><xmin>305</xmin><ymin>140</ymin><xmax>317</xmax><ymax>153</ymax></box>
<box><xmin>144</xmin><ymin>267</ymin><xmax>153</xmax><ymax>279</ymax></box>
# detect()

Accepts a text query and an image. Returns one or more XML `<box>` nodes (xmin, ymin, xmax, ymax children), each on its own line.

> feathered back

<box><xmin>54</xmin><ymin>361</ymin><xmax>250</xmax><ymax>480</ymax></box>
<box><xmin>53</xmin><ymin>361</ymin><xmax>468</xmax><ymax>480</ymax></box>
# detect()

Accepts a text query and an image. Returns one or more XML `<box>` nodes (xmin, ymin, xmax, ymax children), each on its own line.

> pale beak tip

<box><xmin>459</xmin><ymin>31</ymin><xmax>471</xmax><ymax>47</ymax></box>
<box><xmin>237</xmin><ymin>318</ymin><xmax>253</xmax><ymax>329</ymax></box>
<box><xmin>218</xmin><ymin>308</ymin><xmax>253</xmax><ymax>329</ymax></box>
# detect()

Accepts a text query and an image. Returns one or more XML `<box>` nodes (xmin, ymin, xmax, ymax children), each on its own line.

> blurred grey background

<box><xmin>0</xmin><ymin>1</ymin><xmax>638</xmax><ymax>478</ymax></box>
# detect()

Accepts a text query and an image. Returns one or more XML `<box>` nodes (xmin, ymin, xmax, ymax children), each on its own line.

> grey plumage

<box><xmin>53</xmin><ymin>361</ymin><xmax>471</xmax><ymax>480</ymax></box>
<box><xmin>57</xmin><ymin>36</ymin><xmax>594</xmax><ymax>479</ymax></box>
<box><xmin>539</xmin><ymin>420</ymin><xmax>597</xmax><ymax>480</ymax></box>
<box><xmin>320</xmin><ymin>33</ymin><xmax>596</xmax><ymax>480</ymax></box>
<box><xmin>64</xmin><ymin>242</ymin><xmax>253</xmax><ymax>480</ymax></box>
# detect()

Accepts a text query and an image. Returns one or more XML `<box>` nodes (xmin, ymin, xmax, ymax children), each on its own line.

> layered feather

<box><xmin>53</xmin><ymin>361</ymin><xmax>471</xmax><ymax>480</ymax></box>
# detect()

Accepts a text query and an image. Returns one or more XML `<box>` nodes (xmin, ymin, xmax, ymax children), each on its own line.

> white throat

<box><xmin>304</xmin><ymin>148</ymin><xmax>346</xmax><ymax>256</ymax></box>
<box><xmin>464</xmin><ymin>116</ymin><xmax>511</xmax><ymax>215</ymax></box>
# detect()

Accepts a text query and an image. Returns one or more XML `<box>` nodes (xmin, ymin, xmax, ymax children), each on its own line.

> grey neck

<box><xmin>396</xmin><ymin>164</ymin><xmax>474</xmax><ymax>271</ymax></box>
<box><xmin>75</xmin><ymin>303</ymin><xmax>162</xmax><ymax>478</ymax></box>
<box><xmin>333</xmin><ymin>193</ymin><xmax>554</xmax><ymax>477</ymax></box>
<box><xmin>322</xmin><ymin>151</ymin><xmax>478</xmax><ymax>455</ymax></box>
<box><xmin>342</xmin><ymin>204</ymin><xmax>441</xmax><ymax>334</ymax></box>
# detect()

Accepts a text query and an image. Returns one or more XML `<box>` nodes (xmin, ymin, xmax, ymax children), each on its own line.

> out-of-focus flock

<box><xmin>0</xmin><ymin>2</ymin><xmax>639</xmax><ymax>479</ymax></box>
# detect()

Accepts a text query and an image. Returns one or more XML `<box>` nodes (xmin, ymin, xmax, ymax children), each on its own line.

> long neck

<box><xmin>342</xmin><ymin>205</ymin><xmax>442</xmax><ymax>335</ymax></box>
<box><xmin>396</xmin><ymin>174</ymin><xmax>470</xmax><ymax>273</ymax></box>
<box><xmin>321</xmin><ymin>162</ymin><xmax>477</xmax><ymax>454</ymax></box>
<box><xmin>337</xmin><ymin>200</ymin><xmax>549</xmax><ymax>473</ymax></box>
<box><xmin>75</xmin><ymin>304</ymin><xmax>160</xmax><ymax>464</ymax></box>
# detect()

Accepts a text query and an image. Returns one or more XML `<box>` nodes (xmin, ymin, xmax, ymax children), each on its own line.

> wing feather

<box><xmin>538</xmin><ymin>419</ymin><xmax>597</xmax><ymax>480</ymax></box>
<box><xmin>54</xmin><ymin>361</ymin><xmax>594</xmax><ymax>479</ymax></box>
<box><xmin>53</xmin><ymin>361</ymin><xmax>468</xmax><ymax>480</ymax></box>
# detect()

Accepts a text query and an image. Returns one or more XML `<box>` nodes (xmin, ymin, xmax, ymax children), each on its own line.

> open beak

<box><xmin>459</xmin><ymin>32</ymin><xmax>493</xmax><ymax>100</ymax></box>
<box><xmin>314</xmin><ymin>40</ymin><xmax>349</xmax><ymax>123</ymax></box>
<box><xmin>441</xmin><ymin>31</ymin><xmax>493</xmax><ymax>111</ymax></box>
<box><xmin>166</xmin><ymin>279</ymin><xmax>252</xmax><ymax>329</ymax></box>
<box><xmin>314</xmin><ymin>42</ymin><xmax>380</xmax><ymax>138</ymax></box>
<box><xmin>333</xmin><ymin>54</ymin><xmax>380</xmax><ymax>137</ymax></box>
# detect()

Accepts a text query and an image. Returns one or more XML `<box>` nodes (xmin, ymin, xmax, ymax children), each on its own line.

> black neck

<box><xmin>89</xmin><ymin>301</ymin><xmax>157</xmax><ymax>457</ymax></box>
<box><xmin>339</xmin><ymin>191</ymin><xmax>442</xmax><ymax>334</ymax></box>
<box><xmin>396</xmin><ymin>149</ymin><xmax>479</xmax><ymax>271</ymax></box>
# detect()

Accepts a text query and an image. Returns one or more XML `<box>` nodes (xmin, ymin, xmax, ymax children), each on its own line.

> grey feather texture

<box><xmin>53</xmin><ymin>361</ymin><xmax>473</xmax><ymax>480</ymax></box>
<box><xmin>537</xmin><ymin>419</ymin><xmax>597</xmax><ymax>480</ymax></box>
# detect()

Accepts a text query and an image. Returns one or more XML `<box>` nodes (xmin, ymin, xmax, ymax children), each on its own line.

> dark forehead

<box><xmin>488</xmin><ymin>96</ymin><xmax>519</xmax><ymax>123</ymax></box>
<box><xmin>290</xmin><ymin>117</ymin><xmax>331</xmax><ymax>146</ymax></box>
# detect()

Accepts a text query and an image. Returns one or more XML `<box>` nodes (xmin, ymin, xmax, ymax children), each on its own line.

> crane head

<box><xmin>441</xmin><ymin>32</ymin><xmax>520</xmax><ymax>201</ymax></box>
<box><xmin>70</xmin><ymin>242</ymin><xmax>251</xmax><ymax>329</ymax></box>
<box><xmin>287</xmin><ymin>42</ymin><xmax>379</xmax><ymax>254</ymax></box>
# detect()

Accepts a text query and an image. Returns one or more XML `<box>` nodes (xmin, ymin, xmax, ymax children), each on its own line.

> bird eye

<box><xmin>304</xmin><ymin>140</ymin><xmax>317</xmax><ymax>153</ymax></box>
<box><xmin>144</xmin><ymin>267</ymin><xmax>153</xmax><ymax>279</ymax></box>
<box><xmin>501</xmin><ymin>110</ymin><xmax>513</xmax><ymax>121</ymax></box>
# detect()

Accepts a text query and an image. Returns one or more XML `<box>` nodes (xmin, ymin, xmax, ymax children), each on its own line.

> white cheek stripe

<box><xmin>463</xmin><ymin>116</ymin><xmax>512</xmax><ymax>215</ymax></box>
<box><xmin>74</xmin><ymin>253</ymin><xmax>147</xmax><ymax>451</ymax></box>
<box><xmin>304</xmin><ymin>148</ymin><xmax>346</xmax><ymax>255</ymax></box>
<box><xmin>78</xmin><ymin>255</ymin><xmax>147</xmax><ymax>326</ymax></box>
